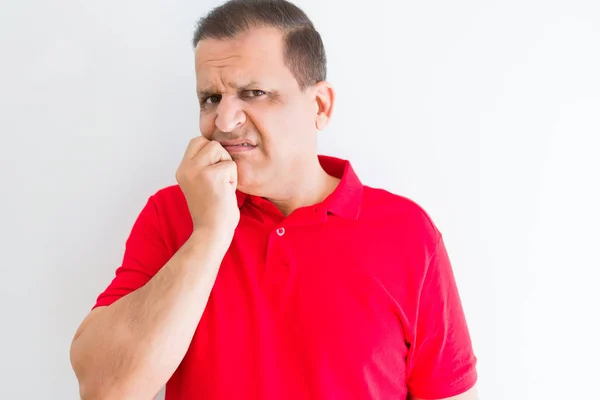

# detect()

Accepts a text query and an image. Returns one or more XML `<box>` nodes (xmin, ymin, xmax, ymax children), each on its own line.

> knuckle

<box><xmin>206</xmin><ymin>140</ymin><xmax>221</xmax><ymax>151</ymax></box>
<box><xmin>187</xmin><ymin>136</ymin><xmax>207</xmax><ymax>150</ymax></box>
<box><xmin>175</xmin><ymin>165</ymin><xmax>186</xmax><ymax>178</ymax></box>
<box><xmin>190</xmin><ymin>136</ymin><xmax>206</xmax><ymax>143</ymax></box>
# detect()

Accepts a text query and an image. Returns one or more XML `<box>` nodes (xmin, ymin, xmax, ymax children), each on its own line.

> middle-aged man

<box><xmin>70</xmin><ymin>1</ymin><xmax>478</xmax><ymax>399</ymax></box>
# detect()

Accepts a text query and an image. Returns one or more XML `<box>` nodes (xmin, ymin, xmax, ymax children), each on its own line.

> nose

<box><xmin>215</xmin><ymin>97</ymin><xmax>246</xmax><ymax>133</ymax></box>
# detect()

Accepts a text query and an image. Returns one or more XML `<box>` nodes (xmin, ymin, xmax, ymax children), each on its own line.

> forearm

<box><xmin>71</xmin><ymin>228</ymin><xmax>230</xmax><ymax>400</ymax></box>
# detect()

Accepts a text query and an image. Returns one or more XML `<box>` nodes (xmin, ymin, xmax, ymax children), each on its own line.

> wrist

<box><xmin>189</xmin><ymin>225</ymin><xmax>233</xmax><ymax>253</ymax></box>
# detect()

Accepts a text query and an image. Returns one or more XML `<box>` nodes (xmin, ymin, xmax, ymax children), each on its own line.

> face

<box><xmin>194</xmin><ymin>27</ymin><xmax>334</xmax><ymax>197</ymax></box>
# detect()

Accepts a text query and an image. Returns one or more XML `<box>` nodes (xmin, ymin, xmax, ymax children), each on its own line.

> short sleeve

<box><xmin>405</xmin><ymin>236</ymin><xmax>478</xmax><ymax>399</ymax></box>
<box><xmin>93</xmin><ymin>195</ymin><xmax>171</xmax><ymax>309</ymax></box>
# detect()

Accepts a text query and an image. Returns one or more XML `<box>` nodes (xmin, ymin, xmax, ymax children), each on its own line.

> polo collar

<box><xmin>318</xmin><ymin>155</ymin><xmax>363</xmax><ymax>219</ymax></box>
<box><xmin>235</xmin><ymin>155</ymin><xmax>363</xmax><ymax>220</ymax></box>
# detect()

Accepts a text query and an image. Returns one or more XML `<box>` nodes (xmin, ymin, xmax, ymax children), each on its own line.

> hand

<box><xmin>176</xmin><ymin>136</ymin><xmax>239</xmax><ymax>240</ymax></box>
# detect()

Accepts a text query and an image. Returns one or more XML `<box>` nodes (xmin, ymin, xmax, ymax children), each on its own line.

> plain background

<box><xmin>1</xmin><ymin>0</ymin><xmax>599</xmax><ymax>399</ymax></box>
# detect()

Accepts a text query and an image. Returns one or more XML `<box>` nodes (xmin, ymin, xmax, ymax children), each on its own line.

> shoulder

<box><xmin>134</xmin><ymin>185</ymin><xmax>192</xmax><ymax>251</ymax></box>
<box><xmin>360</xmin><ymin>185</ymin><xmax>442</xmax><ymax>248</ymax></box>
<box><xmin>148</xmin><ymin>184</ymin><xmax>186</xmax><ymax>208</ymax></box>
<box><xmin>140</xmin><ymin>184</ymin><xmax>191</xmax><ymax>223</ymax></box>
<box><xmin>133</xmin><ymin>184</ymin><xmax>189</xmax><ymax>223</ymax></box>
<box><xmin>146</xmin><ymin>183</ymin><xmax>192</xmax><ymax>223</ymax></box>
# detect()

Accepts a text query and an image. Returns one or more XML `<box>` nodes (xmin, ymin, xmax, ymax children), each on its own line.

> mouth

<box><xmin>221</xmin><ymin>142</ymin><xmax>257</xmax><ymax>154</ymax></box>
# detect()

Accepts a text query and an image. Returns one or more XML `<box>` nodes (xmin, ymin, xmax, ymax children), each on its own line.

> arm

<box><xmin>70</xmin><ymin>228</ymin><xmax>230</xmax><ymax>400</ymax></box>
<box><xmin>70</xmin><ymin>137</ymin><xmax>239</xmax><ymax>400</ymax></box>
<box><xmin>405</xmin><ymin>233</ymin><xmax>478</xmax><ymax>399</ymax></box>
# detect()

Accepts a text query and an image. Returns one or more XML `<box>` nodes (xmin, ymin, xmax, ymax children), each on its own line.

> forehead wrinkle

<box><xmin>198</xmin><ymin>75</ymin><xmax>262</xmax><ymax>96</ymax></box>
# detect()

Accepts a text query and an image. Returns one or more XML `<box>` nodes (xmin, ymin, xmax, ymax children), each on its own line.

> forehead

<box><xmin>195</xmin><ymin>27</ymin><xmax>292</xmax><ymax>89</ymax></box>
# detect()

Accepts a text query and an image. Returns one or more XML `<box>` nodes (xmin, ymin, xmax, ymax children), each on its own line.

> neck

<box><xmin>266</xmin><ymin>158</ymin><xmax>340</xmax><ymax>217</ymax></box>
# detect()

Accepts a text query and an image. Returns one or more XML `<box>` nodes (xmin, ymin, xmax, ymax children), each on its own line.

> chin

<box><xmin>235</xmin><ymin>164</ymin><xmax>259</xmax><ymax>194</ymax></box>
<box><xmin>234</xmin><ymin>156</ymin><xmax>275</xmax><ymax>196</ymax></box>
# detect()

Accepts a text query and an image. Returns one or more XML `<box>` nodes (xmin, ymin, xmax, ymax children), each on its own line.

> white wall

<box><xmin>1</xmin><ymin>0</ymin><xmax>598</xmax><ymax>398</ymax></box>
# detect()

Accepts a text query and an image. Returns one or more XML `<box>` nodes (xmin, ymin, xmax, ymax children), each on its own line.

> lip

<box><xmin>222</xmin><ymin>143</ymin><xmax>257</xmax><ymax>154</ymax></box>
<box><xmin>219</xmin><ymin>139</ymin><xmax>257</xmax><ymax>147</ymax></box>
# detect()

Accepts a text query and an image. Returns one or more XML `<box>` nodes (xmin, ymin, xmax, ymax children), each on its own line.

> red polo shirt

<box><xmin>93</xmin><ymin>155</ymin><xmax>477</xmax><ymax>399</ymax></box>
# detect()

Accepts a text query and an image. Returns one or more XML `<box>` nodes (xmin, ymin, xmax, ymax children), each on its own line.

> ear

<box><xmin>313</xmin><ymin>81</ymin><xmax>335</xmax><ymax>130</ymax></box>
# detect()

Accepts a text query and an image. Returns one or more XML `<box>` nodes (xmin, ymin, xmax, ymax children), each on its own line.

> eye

<box><xmin>202</xmin><ymin>94</ymin><xmax>221</xmax><ymax>105</ymax></box>
<box><xmin>243</xmin><ymin>90</ymin><xmax>266</xmax><ymax>98</ymax></box>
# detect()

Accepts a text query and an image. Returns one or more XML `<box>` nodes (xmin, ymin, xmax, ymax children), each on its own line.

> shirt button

<box><xmin>276</xmin><ymin>227</ymin><xmax>285</xmax><ymax>236</ymax></box>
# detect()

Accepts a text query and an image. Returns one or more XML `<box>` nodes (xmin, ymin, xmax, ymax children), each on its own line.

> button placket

<box><xmin>264</xmin><ymin>225</ymin><xmax>291</xmax><ymax>286</ymax></box>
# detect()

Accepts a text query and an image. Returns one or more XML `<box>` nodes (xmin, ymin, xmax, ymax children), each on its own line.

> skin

<box><xmin>69</xmin><ymin>25</ymin><xmax>478</xmax><ymax>400</ymax></box>
<box><xmin>196</xmin><ymin>26</ymin><xmax>478</xmax><ymax>400</ymax></box>
<box><xmin>195</xmin><ymin>26</ymin><xmax>340</xmax><ymax>216</ymax></box>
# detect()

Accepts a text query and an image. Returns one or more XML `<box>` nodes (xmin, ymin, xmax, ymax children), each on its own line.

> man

<box><xmin>70</xmin><ymin>0</ymin><xmax>478</xmax><ymax>399</ymax></box>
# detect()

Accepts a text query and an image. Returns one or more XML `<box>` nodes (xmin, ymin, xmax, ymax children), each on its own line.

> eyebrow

<box><xmin>197</xmin><ymin>80</ymin><xmax>261</xmax><ymax>97</ymax></box>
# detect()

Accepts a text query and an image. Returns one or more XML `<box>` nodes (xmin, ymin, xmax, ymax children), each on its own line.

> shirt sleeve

<box><xmin>93</xmin><ymin>195</ymin><xmax>171</xmax><ymax>309</ymax></box>
<box><xmin>405</xmin><ymin>235</ymin><xmax>478</xmax><ymax>399</ymax></box>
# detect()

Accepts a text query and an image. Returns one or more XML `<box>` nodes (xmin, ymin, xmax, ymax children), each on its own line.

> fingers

<box><xmin>209</xmin><ymin>160</ymin><xmax>238</xmax><ymax>186</ymax></box>
<box><xmin>182</xmin><ymin>136</ymin><xmax>210</xmax><ymax>161</ymax></box>
<box><xmin>182</xmin><ymin>136</ymin><xmax>232</xmax><ymax>166</ymax></box>
<box><xmin>195</xmin><ymin>140</ymin><xmax>232</xmax><ymax>167</ymax></box>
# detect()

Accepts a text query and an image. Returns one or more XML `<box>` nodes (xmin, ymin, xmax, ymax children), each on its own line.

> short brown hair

<box><xmin>192</xmin><ymin>0</ymin><xmax>327</xmax><ymax>91</ymax></box>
